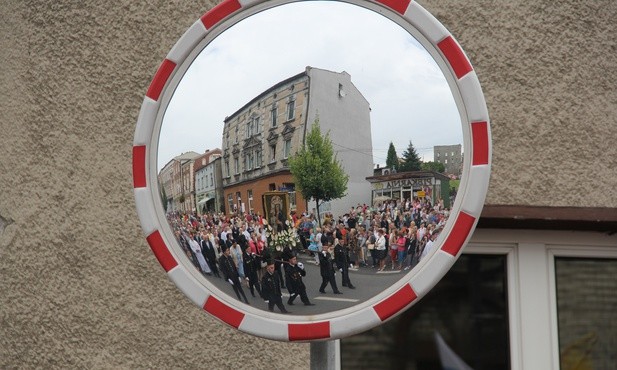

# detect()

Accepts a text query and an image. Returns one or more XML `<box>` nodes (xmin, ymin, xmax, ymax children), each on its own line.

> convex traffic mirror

<box><xmin>133</xmin><ymin>0</ymin><xmax>491</xmax><ymax>342</ymax></box>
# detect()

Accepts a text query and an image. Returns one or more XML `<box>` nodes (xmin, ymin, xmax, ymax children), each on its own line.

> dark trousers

<box><xmin>288</xmin><ymin>288</ymin><xmax>311</xmax><ymax>305</ymax></box>
<box><xmin>268</xmin><ymin>295</ymin><xmax>287</xmax><ymax>312</ymax></box>
<box><xmin>341</xmin><ymin>268</ymin><xmax>353</xmax><ymax>287</ymax></box>
<box><xmin>319</xmin><ymin>275</ymin><xmax>340</xmax><ymax>293</ymax></box>
<box><xmin>370</xmin><ymin>249</ymin><xmax>377</xmax><ymax>267</ymax></box>
<box><xmin>248</xmin><ymin>279</ymin><xmax>261</xmax><ymax>298</ymax></box>
<box><xmin>207</xmin><ymin>258</ymin><xmax>220</xmax><ymax>277</ymax></box>
<box><xmin>232</xmin><ymin>280</ymin><xmax>249</xmax><ymax>304</ymax></box>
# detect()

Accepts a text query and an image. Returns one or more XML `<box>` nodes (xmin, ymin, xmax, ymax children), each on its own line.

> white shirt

<box><xmin>420</xmin><ymin>239</ymin><xmax>435</xmax><ymax>261</ymax></box>
<box><xmin>376</xmin><ymin>235</ymin><xmax>386</xmax><ymax>250</ymax></box>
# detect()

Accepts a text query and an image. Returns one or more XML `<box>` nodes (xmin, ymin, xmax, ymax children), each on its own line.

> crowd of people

<box><xmin>167</xmin><ymin>196</ymin><xmax>451</xmax><ymax>311</ymax></box>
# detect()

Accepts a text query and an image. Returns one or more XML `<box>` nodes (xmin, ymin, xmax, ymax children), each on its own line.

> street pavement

<box><xmin>202</xmin><ymin>251</ymin><xmax>410</xmax><ymax>315</ymax></box>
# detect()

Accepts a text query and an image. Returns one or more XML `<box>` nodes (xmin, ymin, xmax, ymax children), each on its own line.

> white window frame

<box><xmin>247</xmin><ymin>151</ymin><xmax>254</xmax><ymax>170</ymax></box>
<box><xmin>465</xmin><ymin>241</ymin><xmax>521</xmax><ymax>370</ymax></box>
<box><xmin>467</xmin><ymin>228</ymin><xmax>617</xmax><ymax>370</ymax></box>
<box><xmin>287</xmin><ymin>97</ymin><xmax>295</xmax><ymax>121</ymax></box>
<box><xmin>247</xmin><ymin>189</ymin><xmax>253</xmax><ymax>212</ymax></box>
<box><xmin>270</xmin><ymin>144</ymin><xmax>276</xmax><ymax>163</ymax></box>
<box><xmin>246</xmin><ymin>121</ymin><xmax>253</xmax><ymax>138</ymax></box>
<box><xmin>547</xmin><ymin>244</ymin><xmax>617</xmax><ymax>370</ymax></box>
<box><xmin>227</xmin><ymin>194</ymin><xmax>233</xmax><ymax>213</ymax></box>
<box><xmin>255</xmin><ymin>149</ymin><xmax>262</xmax><ymax>168</ymax></box>
<box><xmin>284</xmin><ymin>139</ymin><xmax>291</xmax><ymax>159</ymax></box>
<box><xmin>271</xmin><ymin>105</ymin><xmax>278</xmax><ymax>127</ymax></box>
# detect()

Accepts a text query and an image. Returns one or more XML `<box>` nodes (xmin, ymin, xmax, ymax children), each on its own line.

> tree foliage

<box><xmin>288</xmin><ymin>120</ymin><xmax>348</xmax><ymax>224</ymax></box>
<box><xmin>386</xmin><ymin>141</ymin><xmax>399</xmax><ymax>171</ymax></box>
<box><xmin>160</xmin><ymin>183</ymin><xmax>168</xmax><ymax>212</ymax></box>
<box><xmin>399</xmin><ymin>140</ymin><xmax>422</xmax><ymax>172</ymax></box>
<box><xmin>421</xmin><ymin>161</ymin><xmax>445</xmax><ymax>173</ymax></box>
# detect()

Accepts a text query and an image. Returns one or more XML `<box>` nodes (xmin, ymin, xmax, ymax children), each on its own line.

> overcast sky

<box><xmin>158</xmin><ymin>1</ymin><xmax>462</xmax><ymax>170</ymax></box>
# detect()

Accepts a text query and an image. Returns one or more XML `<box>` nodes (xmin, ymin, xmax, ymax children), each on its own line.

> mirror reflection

<box><xmin>157</xmin><ymin>1</ymin><xmax>463</xmax><ymax>314</ymax></box>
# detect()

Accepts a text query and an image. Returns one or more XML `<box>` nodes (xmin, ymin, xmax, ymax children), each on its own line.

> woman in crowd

<box><xmin>230</xmin><ymin>240</ymin><xmax>245</xmax><ymax>279</ymax></box>
<box><xmin>376</xmin><ymin>228</ymin><xmax>387</xmax><ymax>271</ymax></box>
<box><xmin>388</xmin><ymin>227</ymin><xmax>398</xmax><ymax>270</ymax></box>
<box><xmin>396</xmin><ymin>230</ymin><xmax>407</xmax><ymax>270</ymax></box>
<box><xmin>356</xmin><ymin>227</ymin><xmax>367</xmax><ymax>268</ymax></box>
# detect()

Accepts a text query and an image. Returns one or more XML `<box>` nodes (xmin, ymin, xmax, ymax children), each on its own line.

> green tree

<box><xmin>288</xmin><ymin>120</ymin><xmax>348</xmax><ymax>226</ymax></box>
<box><xmin>399</xmin><ymin>140</ymin><xmax>422</xmax><ymax>172</ymax></box>
<box><xmin>385</xmin><ymin>141</ymin><xmax>399</xmax><ymax>171</ymax></box>
<box><xmin>421</xmin><ymin>161</ymin><xmax>445</xmax><ymax>173</ymax></box>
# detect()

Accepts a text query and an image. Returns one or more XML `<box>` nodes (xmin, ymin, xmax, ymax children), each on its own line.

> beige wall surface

<box><xmin>0</xmin><ymin>0</ymin><xmax>615</xmax><ymax>368</ymax></box>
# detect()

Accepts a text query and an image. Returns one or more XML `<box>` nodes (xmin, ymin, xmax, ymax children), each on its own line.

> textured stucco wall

<box><xmin>1</xmin><ymin>0</ymin><xmax>615</xmax><ymax>368</ymax></box>
<box><xmin>419</xmin><ymin>0</ymin><xmax>617</xmax><ymax>208</ymax></box>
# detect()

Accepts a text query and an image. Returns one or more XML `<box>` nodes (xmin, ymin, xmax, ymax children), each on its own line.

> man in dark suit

<box><xmin>334</xmin><ymin>239</ymin><xmax>355</xmax><ymax>289</ymax></box>
<box><xmin>261</xmin><ymin>260</ymin><xmax>289</xmax><ymax>313</ymax></box>
<box><xmin>218</xmin><ymin>245</ymin><xmax>249</xmax><ymax>304</ymax></box>
<box><xmin>318</xmin><ymin>246</ymin><xmax>342</xmax><ymax>295</ymax></box>
<box><xmin>284</xmin><ymin>255</ymin><xmax>314</xmax><ymax>306</ymax></box>
<box><xmin>200</xmin><ymin>231</ymin><xmax>219</xmax><ymax>278</ymax></box>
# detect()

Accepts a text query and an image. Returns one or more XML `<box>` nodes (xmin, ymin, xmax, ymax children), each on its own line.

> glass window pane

<box><xmin>555</xmin><ymin>257</ymin><xmax>617</xmax><ymax>370</ymax></box>
<box><xmin>341</xmin><ymin>254</ymin><xmax>510</xmax><ymax>370</ymax></box>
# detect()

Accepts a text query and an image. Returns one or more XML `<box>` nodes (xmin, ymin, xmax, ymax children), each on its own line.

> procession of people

<box><xmin>168</xmin><ymin>196</ymin><xmax>449</xmax><ymax>312</ymax></box>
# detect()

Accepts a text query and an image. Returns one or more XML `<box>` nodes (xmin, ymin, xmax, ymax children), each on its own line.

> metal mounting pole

<box><xmin>310</xmin><ymin>340</ymin><xmax>339</xmax><ymax>370</ymax></box>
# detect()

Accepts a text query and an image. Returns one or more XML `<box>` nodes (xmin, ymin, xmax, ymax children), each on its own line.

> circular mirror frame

<box><xmin>133</xmin><ymin>0</ymin><xmax>491</xmax><ymax>342</ymax></box>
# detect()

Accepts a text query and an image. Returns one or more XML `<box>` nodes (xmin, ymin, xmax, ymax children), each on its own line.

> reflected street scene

<box><xmin>157</xmin><ymin>1</ymin><xmax>463</xmax><ymax>314</ymax></box>
<box><xmin>167</xmin><ymin>197</ymin><xmax>450</xmax><ymax>314</ymax></box>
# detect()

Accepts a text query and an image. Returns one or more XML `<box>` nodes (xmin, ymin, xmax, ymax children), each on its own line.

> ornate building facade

<box><xmin>221</xmin><ymin>67</ymin><xmax>373</xmax><ymax>218</ymax></box>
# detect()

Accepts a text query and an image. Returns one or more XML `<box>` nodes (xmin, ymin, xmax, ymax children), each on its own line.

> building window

<box><xmin>254</xmin><ymin>116</ymin><xmax>260</xmax><ymax>133</ymax></box>
<box><xmin>555</xmin><ymin>257</ymin><xmax>617</xmax><ymax>370</ymax></box>
<box><xmin>248</xmin><ymin>151</ymin><xmax>254</xmax><ymax>170</ymax></box>
<box><xmin>271</xmin><ymin>104</ymin><xmax>278</xmax><ymax>127</ymax></box>
<box><xmin>227</xmin><ymin>194</ymin><xmax>233</xmax><ymax>213</ymax></box>
<box><xmin>341</xmin><ymin>254</ymin><xmax>509</xmax><ymax>369</ymax></box>
<box><xmin>284</xmin><ymin>139</ymin><xmax>291</xmax><ymax>159</ymax></box>
<box><xmin>287</xmin><ymin>96</ymin><xmax>296</xmax><ymax>121</ymax></box>
<box><xmin>255</xmin><ymin>149</ymin><xmax>262</xmax><ymax>168</ymax></box>
<box><xmin>247</xmin><ymin>190</ymin><xmax>253</xmax><ymax>212</ymax></box>
<box><xmin>270</xmin><ymin>144</ymin><xmax>276</xmax><ymax>163</ymax></box>
<box><xmin>225</xmin><ymin>160</ymin><xmax>230</xmax><ymax>177</ymax></box>
<box><xmin>246</xmin><ymin>121</ymin><xmax>253</xmax><ymax>138</ymax></box>
<box><xmin>283</xmin><ymin>183</ymin><xmax>296</xmax><ymax>210</ymax></box>
<box><xmin>210</xmin><ymin>173</ymin><xmax>213</xmax><ymax>186</ymax></box>
<box><xmin>234</xmin><ymin>157</ymin><xmax>239</xmax><ymax>174</ymax></box>
<box><xmin>236</xmin><ymin>192</ymin><xmax>242</xmax><ymax>213</ymax></box>
<box><xmin>234</xmin><ymin>126</ymin><xmax>238</xmax><ymax>143</ymax></box>
<box><xmin>289</xmin><ymin>191</ymin><xmax>296</xmax><ymax>210</ymax></box>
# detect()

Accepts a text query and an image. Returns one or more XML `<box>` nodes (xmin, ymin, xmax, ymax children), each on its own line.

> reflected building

<box><xmin>194</xmin><ymin>149</ymin><xmax>223</xmax><ymax>214</ymax></box>
<box><xmin>221</xmin><ymin>66</ymin><xmax>373</xmax><ymax>218</ymax></box>
<box><xmin>159</xmin><ymin>151</ymin><xmax>201</xmax><ymax>213</ymax></box>
<box><xmin>434</xmin><ymin>144</ymin><xmax>462</xmax><ymax>177</ymax></box>
<box><xmin>366</xmin><ymin>170</ymin><xmax>451</xmax><ymax>209</ymax></box>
